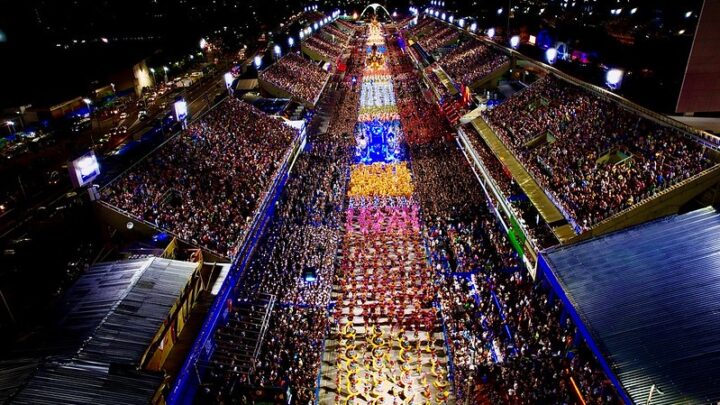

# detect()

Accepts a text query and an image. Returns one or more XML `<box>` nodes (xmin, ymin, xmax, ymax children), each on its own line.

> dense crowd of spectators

<box><xmin>323</xmin><ymin>23</ymin><xmax>350</xmax><ymax>42</ymax></box>
<box><xmin>103</xmin><ymin>98</ymin><xmax>298</xmax><ymax>257</ymax></box>
<box><xmin>388</xmin><ymin>35</ymin><xmax>619</xmax><ymax>404</ymax></box>
<box><xmin>303</xmin><ymin>32</ymin><xmax>345</xmax><ymax>61</ymax></box>
<box><xmin>482</xmin><ymin>75</ymin><xmax>715</xmax><ymax>230</ymax></box>
<box><xmin>411</xmin><ymin>130</ymin><xmax>618</xmax><ymax>405</ymax></box>
<box><xmin>418</xmin><ymin>25</ymin><xmax>460</xmax><ymax>54</ymax></box>
<box><xmin>387</xmin><ymin>38</ymin><xmax>454</xmax><ymax>146</ymax></box>
<box><xmin>260</xmin><ymin>52</ymin><xmax>329</xmax><ymax>104</ymax></box>
<box><xmin>438</xmin><ymin>39</ymin><xmax>510</xmax><ymax>87</ymax></box>
<box><xmin>196</xmin><ymin>45</ymin><xmax>366</xmax><ymax>404</ymax></box>
<box><xmin>334</xmin><ymin>18</ymin><xmax>359</xmax><ymax>34</ymax></box>
<box><xmin>185</xmin><ymin>23</ymin><xmax>640</xmax><ymax>405</ymax></box>
<box><xmin>463</xmin><ymin>124</ymin><xmax>559</xmax><ymax>248</ymax></box>
<box><xmin>407</xmin><ymin>17</ymin><xmax>439</xmax><ymax>37</ymax></box>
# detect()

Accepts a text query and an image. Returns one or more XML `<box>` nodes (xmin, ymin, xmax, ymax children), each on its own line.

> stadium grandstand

<box><xmin>6</xmin><ymin>6</ymin><xmax>720</xmax><ymax>405</ymax></box>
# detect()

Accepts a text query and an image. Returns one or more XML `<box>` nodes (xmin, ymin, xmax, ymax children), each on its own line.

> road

<box><xmin>0</xmin><ymin>68</ymin><xmax>230</xmax><ymax>240</ymax></box>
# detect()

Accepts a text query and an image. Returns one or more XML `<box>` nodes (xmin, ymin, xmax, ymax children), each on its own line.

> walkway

<box><xmin>319</xmin><ymin>21</ymin><xmax>452</xmax><ymax>405</ymax></box>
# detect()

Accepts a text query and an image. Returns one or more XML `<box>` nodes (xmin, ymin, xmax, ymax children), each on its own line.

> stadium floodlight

<box><xmin>630</xmin><ymin>7</ymin><xmax>637</xmax><ymax>15</ymax></box>
<box><xmin>470</xmin><ymin>22</ymin><xmax>477</xmax><ymax>32</ymax></box>
<box><xmin>606</xmin><ymin>68</ymin><xmax>624</xmax><ymax>90</ymax></box>
<box><xmin>441</xmin><ymin>12</ymin><xmax>446</xmax><ymax>20</ymax></box>
<box><xmin>545</xmin><ymin>47</ymin><xmax>557</xmax><ymax>64</ymax></box>
<box><xmin>288</xmin><ymin>37</ymin><xmax>294</xmax><ymax>47</ymax></box>
<box><xmin>313</xmin><ymin>22</ymin><xmax>318</xmax><ymax>30</ymax></box>
<box><xmin>458</xmin><ymin>19</ymin><xmax>464</xmax><ymax>28</ymax></box>
<box><xmin>510</xmin><ymin>35</ymin><xmax>520</xmax><ymax>48</ymax></box>
<box><xmin>273</xmin><ymin>45</ymin><xmax>281</xmax><ymax>56</ymax></box>
<box><xmin>254</xmin><ymin>55</ymin><xmax>262</xmax><ymax>69</ymax></box>
<box><xmin>497</xmin><ymin>8</ymin><xmax>503</xmax><ymax>15</ymax></box>
<box><xmin>82</xmin><ymin>98</ymin><xmax>92</xmax><ymax>105</ymax></box>
<box><xmin>487</xmin><ymin>27</ymin><xmax>495</xmax><ymax>38</ymax></box>
<box><xmin>449</xmin><ymin>15</ymin><xmax>454</xmax><ymax>23</ymax></box>
<box><xmin>199</xmin><ymin>38</ymin><xmax>207</xmax><ymax>49</ymax></box>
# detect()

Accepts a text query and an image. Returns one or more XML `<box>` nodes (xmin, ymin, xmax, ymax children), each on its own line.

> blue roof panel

<box><xmin>542</xmin><ymin>206</ymin><xmax>720</xmax><ymax>405</ymax></box>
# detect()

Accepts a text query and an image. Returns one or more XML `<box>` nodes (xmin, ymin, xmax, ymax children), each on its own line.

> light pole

<box><xmin>5</xmin><ymin>121</ymin><xmax>15</xmax><ymax>136</ymax></box>
<box><xmin>83</xmin><ymin>98</ymin><xmax>92</xmax><ymax>114</ymax></box>
<box><xmin>163</xmin><ymin>66</ymin><xmax>169</xmax><ymax>83</ymax></box>
<box><xmin>507</xmin><ymin>0</ymin><xmax>511</xmax><ymax>38</ymax></box>
<box><xmin>273</xmin><ymin>44</ymin><xmax>281</xmax><ymax>61</ymax></box>
<box><xmin>150</xmin><ymin>67</ymin><xmax>157</xmax><ymax>85</ymax></box>
<box><xmin>82</xmin><ymin>98</ymin><xmax>96</xmax><ymax>148</ymax></box>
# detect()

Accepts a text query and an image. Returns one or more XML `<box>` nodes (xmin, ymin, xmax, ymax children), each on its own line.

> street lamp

<box><xmin>5</xmin><ymin>121</ymin><xmax>15</xmax><ymax>135</ymax></box>
<box><xmin>163</xmin><ymin>66</ymin><xmax>169</xmax><ymax>83</ymax></box>
<box><xmin>288</xmin><ymin>37</ymin><xmax>294</xmax><ymax>48</ymax></box>
<box><xmin>83</xmin><ymin>98</ymin><xmax>93</xmax><ymax>116</ymax></box>
<box><xmin>82</xmin><ymin>99</ymin><xmax>96</xmax><ymax>147</ymax></box>
<box><xmin>273</xmin><ymin>44</ymin><xmax>281</xmax><ymax>59</ymax></box>
<box><xmin>150</xmin><ymin>67</ymin><xmax>156</xmax><ymax>84</ymax></box>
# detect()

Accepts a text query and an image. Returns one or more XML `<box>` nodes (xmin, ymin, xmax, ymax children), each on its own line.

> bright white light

<box><xmin>449</xmin><ymin>15</ymin><xmax>454</xmax><ymax>23</ymax></box>
<box><xmin>150</xmin><ymin>68</ymin><xmax>155</xmax><ymax>73</ymax></box>
<box><xmin>487</xmin><ymin>28</ymin><xmax>495</xmax><ymax>38</ymax></box>
<box><xmin>546</xmin><ymin>47</ymin><xmax>557</xmax><ymax>64</ymax></box>
<box><xmin>510</xmin><ymin>35</ymin><xmax>520</xmax><ymax>48</ymax></box>
<box><xmin>313</xmin><ymin>22</ymin><xmax>319</xmax><ymax>30</ymax></box>
<box><xmin>254</xmin><ymin>55</ymin><xmax>262</xmax><ymax>69</ymax></box>
<box><xmin>678</xmin><ymin>29</ymin><xmax>686</xmax><ymax>35</ymax></box>
<box><xmin>497</xmin><ymin>8</ymin><xmax>504</xmax><ymax>15</ymax></box>
<box><xmin>5</xmin><ymin>121</ymin><xmax>14</xmax><ymax>126</ymax></box>
<box><xmin>630</xmin><ymin>7</ymin><xmax>637</xmax><ymax>15</ymax></box>
<box><xmin>685</xmin><ymin>11</ymin><xmax>692</xmax><ymax>18</ymax></box>
<box><xmin>199</xmin><ymin>38</ymin><xmax>207</xmax><ymax>49</ymax></box>
<box><xmin>163</xmin><ymin>66</ymin><xmax>169</xmax><ymax>72</ymax></box>
<box><xmin>100</xmin><ymin>37</ymin><xmax>108</xmax><ymax>43</ymax></box>
<box><xmin>459</xmin><ymin>19</ymin><xmax>465</xmax><ymax>28</ymax></box>
<box><xmin>470</xmin><ymin>22</ymin><xmax>477</xmax><ymax>32</ymax></box>
<box><xmin>77</xmin><ymin>156</ymin><xmax>99</xmax><ymax>177</ymax></box>
<box><xmin>288</xmin><ymin>37</ymin><xmax>294</xmax><ymax>47</ymax></box>
<box><xmin>441</xmin><ymin>12</ymin><xmax>446</xmax><ymax>20</ymax></box>
<box><xmin>274</xmin><ymin>45</ymin><xmax>281</xmax><ymax>55</ymax></box>
<box><xmin>606</xmin><ymin>68</ymin><xmax>624</xmax><ymax>88</ymax></box>
<box><xmin>82</xmin><ymin>98</ymin><xmax>92</xmax><ymax>105</ymax></box>
<box><xmin>224</xmin><ymin>72</ymin><xmax>234</xmax><ymax>88</ymax></box>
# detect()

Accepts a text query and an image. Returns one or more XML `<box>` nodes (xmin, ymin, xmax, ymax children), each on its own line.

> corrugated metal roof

<box><xmin>542</xmin><ymin>206</ymin><xmax>720</xmax><ymax>405</ymax></box>
<box><xmin>51</xmin><ymin>259</ymin><xmax>151</xmax><ymax>355</ymax></box>
<box><xmin>6</xmin><ymin>258</ymin><xmax>197</xmax><ymax>405</ymax></box>
<box><xmin>10</xmin><ymin>360</ymin><xmax>164</xmax><ymax>405</ymax></box>
<box><xmin>76</xmin><ymin>258</ymin><xmax>197</xmax><ymax>365</ymax></box>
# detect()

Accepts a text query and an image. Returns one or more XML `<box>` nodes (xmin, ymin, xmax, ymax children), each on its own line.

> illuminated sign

<box><xmin>174</xmin><ymin>100</ymin><xmax>188</xmax><ymax>121</ymax></box>
<box><xmin>69</xmin><ymin>151</ymin><xmax>101</xmax><ymax>188</ymax></box>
